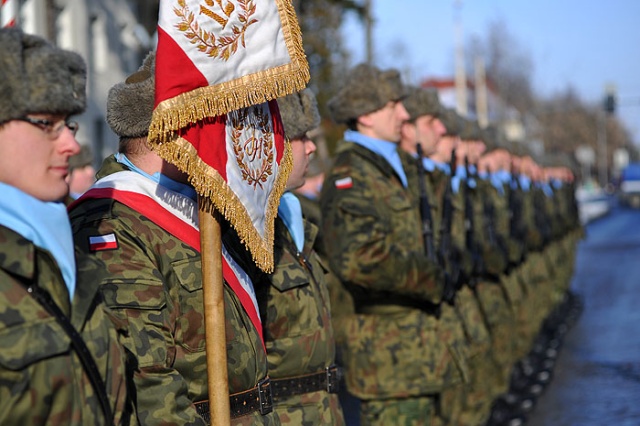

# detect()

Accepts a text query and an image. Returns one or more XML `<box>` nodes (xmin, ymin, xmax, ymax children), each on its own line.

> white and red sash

<box><xmin>73</xmin><ymin>171</ymin><xmax>263</xmax><ymax>340</ymax></box>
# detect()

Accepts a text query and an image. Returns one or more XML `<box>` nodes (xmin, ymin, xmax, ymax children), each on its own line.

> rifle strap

<box><xmin>24</xmin><ymin>282</ymin><xmax>114</xmax><ymax>424</ymax></box>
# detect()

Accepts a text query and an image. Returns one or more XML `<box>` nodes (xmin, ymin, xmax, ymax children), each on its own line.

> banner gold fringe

<box><xmin>148</xmin><ymin>0</ymin><xmax>310</xmax><ymax>142</ymax></box>
<box><xmin>149</xmin><ymin>132</ymin><xmax>292</xmax><ymax>273</ymax></box>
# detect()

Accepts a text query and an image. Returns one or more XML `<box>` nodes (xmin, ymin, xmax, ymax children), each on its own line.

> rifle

<box><xmin>438</xmin><ymin>148</ymin><xmax>458</xmax><ymax>303</ymax></box>
<box><xmin>463</xmin><ymin>156</ymin><xmax>484</xmax><ymax>286</ymax></box>
<box><xmin>416</xmin><ymin>142</ymin><xmax>437</xmax><ymax>263</ymax></box>
<box><xmin>482</xmin><ymin>180</ymin><xmax>509</xmax><ymax>272</ymax></box>
<box><xmin>508</xmin><ymin>168</ymin><xmax>526</xmax><ymax>264</ymax></box>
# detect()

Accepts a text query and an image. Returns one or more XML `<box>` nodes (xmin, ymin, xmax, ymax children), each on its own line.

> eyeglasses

<box><xmin>16</xmin><ymin>116</ymin><xmax>79</xmax><ymax>139</ymax></box>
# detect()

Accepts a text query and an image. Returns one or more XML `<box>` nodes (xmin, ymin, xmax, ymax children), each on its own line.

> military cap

<box><xmin>0</xmin><ymin>28</ymin><xmax>86</xmax><ymax>124</ymax></box>
<box><xmin>107</xmin><ymin>51</ymin><xmax>155</xmax><ymax>138</ymax></box>
<box><xmin>402</xmin><ymin>87</ymin><xmax>442</xmax><ymax>122</ymax></box>
<box><xmin>69</xmin><ymin>144</ymin><xmax>94</xmax><ymax>170</ymax></box>
<box><xmin>277</xmin><ymin>88</ymin><xmax>321</xmax><ymax>141</ymax></box>
<box><xmin>439</xmin><ymin>108</ymin><xmax>464</xmax><ymax>136</ymax></box>
<box><xmin>459</xmin><ymin>118</ymin><xmax>482</xmax><ymax>141</ymax></box>
<box><xmin>328</xmin><ymin>63</ymin><xmax>406</xmax><ymax>124</ymax></box>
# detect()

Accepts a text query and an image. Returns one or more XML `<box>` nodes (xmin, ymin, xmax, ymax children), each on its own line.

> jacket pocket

<box><xmin>0</xmin><ymin>318</ymin><xmax>70</xmax><ymax>370</ymax></box>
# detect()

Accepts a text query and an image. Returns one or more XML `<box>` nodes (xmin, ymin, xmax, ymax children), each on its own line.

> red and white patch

<box><xmin>88</xmin><ymin>234</ymin><xmax>118</xmax><ymax>251</ymax></box>
<box><xmin>335</xmin><ymin>177</ymin><xmax>353</xmax><ymax>189</ymax></box>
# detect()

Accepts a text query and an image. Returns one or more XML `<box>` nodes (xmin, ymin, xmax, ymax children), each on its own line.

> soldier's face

<box><xmin>285</xmin><ymin>135</ymin><xmax>316</xmax><ymax>191</ymax></box>
<box><xmin>0</xmin><ymin>114</ymin><xmax>80</xmax><ymax>202</ymax></box>
<box><xmin>360</xmin><ymin>100</ymin><xmax>410</xmax><ymax>143</ymax></box>
<box><xmin>414</xmin><ymin>114</ymin><xmax>446</xmax><ymax>156</ymax></box>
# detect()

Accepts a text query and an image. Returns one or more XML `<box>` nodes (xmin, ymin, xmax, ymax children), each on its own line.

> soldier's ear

<box><xmin>357</xmin><ymin>113</ymin><xmax>374</xmax><ymax>129</ymax></box>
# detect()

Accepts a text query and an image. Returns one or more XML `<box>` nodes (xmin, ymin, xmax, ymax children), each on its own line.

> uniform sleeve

<box><xmin>73</xmin><ymin>213</ymin><xmax>206</xmax><ymax>426</ymax></box>
<box><xmin>321</xmin><ymin>173</ymin><xmax>444</xmax><ymax>305</ymax></box>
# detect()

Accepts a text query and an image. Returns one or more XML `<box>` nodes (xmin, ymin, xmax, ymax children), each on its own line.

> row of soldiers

<box><xmin>307</xmin><ymin>63</ymin><xmax>584</xmax><ymax>426</ymax></box>
<box><xmin>0</xmin><ymin>26</ymin><xmax>581</xmax><ymax>426</ymax></box>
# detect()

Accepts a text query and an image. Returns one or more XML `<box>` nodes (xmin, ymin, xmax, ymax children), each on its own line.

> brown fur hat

<box><xmin>328</xmin><ymin>63</ymin><xmax>406</xmax><ymax>124</ymax></box>
<box><xmin>0</xmin><ymin>28</ymin><xmax>86</xmax><ymax>123</ymax></box>
<box><xmin>403</xmin><ymin>87</ymin><xmax>442</xmax><ymax>122</ymax></box>
<box><xmin>277</xmin><ymin>88</ymin><xmax>320</xmax><ymax>140</ymax></box>
<box><xmin>106</xmin><ymin>51</ymin><xmax>155</xmax><ymax>138</ymax></box>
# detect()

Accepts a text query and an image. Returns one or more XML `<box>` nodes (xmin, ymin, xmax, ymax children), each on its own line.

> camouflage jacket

<box><xmin>0</xmin><ymin>225</ymin><xmax>135</xmax><ymax>426</ymax></box>
<box><xmin>320</xmin><ymin>141</ymin><xmax>444</xmax><ymax>305</ymax></box>
<box><xmin>68</xmin><ymin>157</ymin><xmax>278</xmax><ymax>426</ymax></box>
<box><xmin>320</xmin><ymin>142</ymin><xmax>466</xmax><ymax>399</ymax></box>
<box><xmin>474</xmin><ymin>178</ymin><xmax>508</xmax><ymax>277</ymax></box>
<box><xmin>256</xmin><ymin>217</ymin><xmax>344</xmax><ymax>425</ymax></box>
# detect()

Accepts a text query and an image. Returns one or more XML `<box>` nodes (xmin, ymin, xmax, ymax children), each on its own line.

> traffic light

<box><xmin>604</xmin><ymin>93</ymin><xmax>616</xmax><ymax>114</ymax></box>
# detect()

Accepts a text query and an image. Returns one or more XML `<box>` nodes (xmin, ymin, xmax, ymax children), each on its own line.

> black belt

<box><xmin>194</xmin><ymin>376</ymin><xmax>273</xmax><ymax>423</ymax></box>
<box><xmin>355</xmin><ymin>295</ymin><xmax>441</xmax><ymax>318</ymax></box>
<box><xmin>270</xmin><ymin>365</ymin><xmax>340</xmax><ymax>400</ymax></box>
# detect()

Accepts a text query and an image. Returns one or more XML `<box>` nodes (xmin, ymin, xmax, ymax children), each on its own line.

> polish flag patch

<box><xmin>88</xmin><ymin>234</ymin><xmax>118</xmax><ymax>251</ymax></box>
<box><xmin>335</xmin><ymin>177</ymin><xmax>353</xmax><ymax>189</ymax></box>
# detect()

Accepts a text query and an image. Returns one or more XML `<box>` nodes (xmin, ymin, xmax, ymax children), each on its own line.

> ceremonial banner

<box><xmin>149</xmin><ymin>0</ymin><xmax>309</xmax><ymax>272</ymax></box>
<box><xmin>1</xmin><ymin>0</ymin><xmax>18</xmax><ymax>27</ymax></box>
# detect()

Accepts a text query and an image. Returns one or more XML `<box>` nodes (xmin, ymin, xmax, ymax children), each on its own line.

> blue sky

<box><xmin>342</xmin><ymin>0</ymin><xmax>640</xmax><ymax>144</ymax></box>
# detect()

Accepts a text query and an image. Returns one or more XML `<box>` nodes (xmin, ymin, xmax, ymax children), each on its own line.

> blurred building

<box><xmin>1</xmin><ymin>0</ymin><xmax>159</xmax><ymax>161</ymax></box>
<box><xmin>421</xmin><ymin>76</ymin><xmax>544</xmax><ymax>156</ymax></box>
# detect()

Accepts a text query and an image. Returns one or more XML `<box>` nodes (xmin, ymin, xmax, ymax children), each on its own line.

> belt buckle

<box><xmin>325</xmin><ymin>365</ymin><xmax>340</xmax><ymax>394</ymax></box>
<box><xmin>258</xmin><ymin>377</ymin><xmax>273</xmax><ymax>415</ymax></box>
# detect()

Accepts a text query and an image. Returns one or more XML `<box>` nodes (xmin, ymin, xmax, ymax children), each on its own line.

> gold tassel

<box><xmin>149</xmin><ymin>133</ymin><xmax>292</xmax><ymax>273</ymax></box>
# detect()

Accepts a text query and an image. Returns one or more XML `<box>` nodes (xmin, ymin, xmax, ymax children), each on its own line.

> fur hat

<box><xmin>277</xmin><ymin>88</ymin><xmax>321</xmax><ymax>140</ymax></box>
<box><xmin>106</xmin><ymin>51</ymin><xmax>155</xmax><ymax>138</ymax></box>
<box><xmin>403</xmin><ymin>87</ymin><xmax>442</xmax><ymax>122</ymax></box>
<box><xmin>69</xmin><ymin>144</ymin><xmax>94</xmax><ymax>170</ymax></box>
<box><xmin>459</xmin><ymin>118</ymin><xmax>482</xmax><ymax>141</ymax></box>
<box><xmin>328</xmin><ymin>63</ymin><xmax>406</xmax><ymax>124</ymax></box>
<box><xmin>0</xmin><ymin>28</ymin><xmax>86</xmax><ymax>123</ymax></box>
<box><xmin>439</xmin><ymin>108</ymin><xmax>464</xmax><ymax>136</ymax></box>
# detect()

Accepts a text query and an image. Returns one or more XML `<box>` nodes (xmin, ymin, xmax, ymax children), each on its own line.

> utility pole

<box><xmin>453</xmin><ymin>0</ymin><xmax>467</xmax><ymax>115</ymax></box>
<box><xmin>598</xmin><ymin>84</ymin><xmax>616</xmax><ymax>190</ymax></box>
<box><xmin>475</xmin><ymin>55</ymin><xmax>488</xmax><ymax>128</ymax></box>
<box><xmin>364</xmin><ymin>0</ymin><xmax>374</xmax><ymax>64</ymax></box>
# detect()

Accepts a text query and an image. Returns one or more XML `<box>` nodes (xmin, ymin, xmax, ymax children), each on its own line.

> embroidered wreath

<box><xmin>174</xmin><ymin>0</ymin><xmax>258</xmax><ymax>61</ymax></box>
<box><xmin>230</xmin><ymin>106</ymin><xmax>275</xmax><ymax>189</ymax></box>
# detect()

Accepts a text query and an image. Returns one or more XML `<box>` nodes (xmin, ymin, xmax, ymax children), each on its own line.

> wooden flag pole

<box><xmin>199</xmin><ymin>201</ymin><xmax>231</xmax><ymax>425</ymax></box>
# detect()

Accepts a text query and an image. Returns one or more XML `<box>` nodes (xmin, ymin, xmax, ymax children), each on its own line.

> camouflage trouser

<box><xmin>272</xmin><ymin>391</ymin><xmax>345</xmax><ymax>426</ymax></box>
<box><xmin>359</xmin><ymin>386</ymin><xmax>465</xmax><ymax>426</ymax></box>
<box><xmin>475</xmin><ymin>280</ymin><xmax>517</xmax><ymax>397</ymax></box>
<box><xmin>454</xmin><ymin>287</ymin><xmax>491</xmax><ymax>358</ymax></box>
<box><xmin>457</xmin><ymin>352</ymin><xmax>495</xmax><ymax>426</ymax></box>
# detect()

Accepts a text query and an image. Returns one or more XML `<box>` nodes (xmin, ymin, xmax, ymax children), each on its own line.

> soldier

<box><xmin>69</xmin><ymin>53</ymin><xmax>278</xmax><ymax>425</ymax></box>
<box><xmin>67</xmin><ymin>144</ymin><xmax>96</xmax><ymax>200</ymax></box>
<box><xmin>0</xmin><ymin>28</ymin><xmax>134</xmax><ymax>425</ymax></box>
<box><xmin>320</xmin><ymin>64</ymin><xmax>464</xmax><ymax>425</ymax></box>
<box><xmin>254</xmin><ymin>89</ymin><xmax>344</xmax><ymax>425</ymax></box>
<box><xmin>399</xmin><ymin>88</ymin><xmax>472</xmax><ymax>426</ymax></box>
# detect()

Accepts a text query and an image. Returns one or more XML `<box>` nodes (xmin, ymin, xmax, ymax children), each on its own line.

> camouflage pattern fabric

<box><xmin>0</xmin><ymin>225</ymin><xmax>135</xmax><ymax>426</ymax></box>
<box><xmin>255</xmin><ymin>217</ymin><xmax>344</xmax><ymax>425</ymax></box>
<box><xmin>69</xmin><ymin>157</ymin><xmax>278</xmax><ymax>426</ymax></box>
<box><xmin>320</xmin><ymin>141</ymin><xmax>465</xmax><ymax>405</ymax></box>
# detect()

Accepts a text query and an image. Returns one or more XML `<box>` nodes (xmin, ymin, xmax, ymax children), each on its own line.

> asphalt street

<box><xmin>527</xmin><ymin>204</ymin><xmax>640</xmax><ymax>425</ymax></box>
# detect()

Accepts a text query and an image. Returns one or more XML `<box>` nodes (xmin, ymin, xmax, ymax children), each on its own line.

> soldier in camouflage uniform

<box><xmin>320</xmin><ymin>64</ymin><xmax>465</xmax><ymax>426</ymax></box>
<box><xmin>0</xmin><ymin>28</ymin><xmax>134</xmax><ymax>425</ymax></box>
<box><xmin>69</xmin><ymin>53</ymin><xmax>278</xmax><ymax>426</ymax></box>
<box><xmin>254</xmin><ymin>89</ymin><xmax>344</xmax><ymax>425</ymax></box>
<box><xmin>398</xmin><ymin>88</ymin><xmax>472</xmax><ymax>426</ymax></box>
